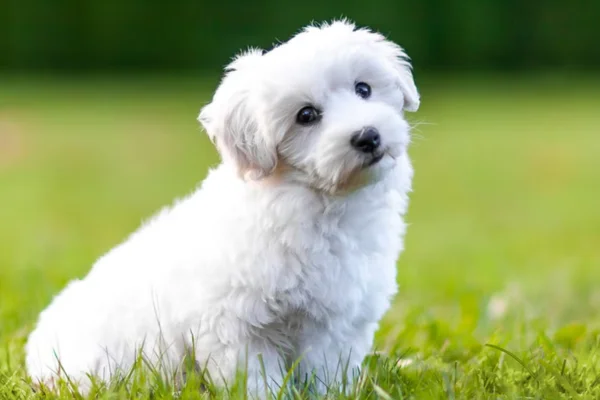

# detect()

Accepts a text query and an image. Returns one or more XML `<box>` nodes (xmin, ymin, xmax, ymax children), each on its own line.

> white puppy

<box><xmin>25</xmin><ymin>20</ymin><xmax>420</xmax><ymax>396</ymax></box>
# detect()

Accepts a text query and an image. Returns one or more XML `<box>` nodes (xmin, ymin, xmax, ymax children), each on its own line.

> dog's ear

<box><xmin>384</xmin><ymin>42</ymin><xmax>420</xmax><ymax>112</ymax></box>
<box><xmin>394</xmin><ymin>57</ymin><xmax>420</xmax><ymax>112</ymax></box>
<box><xmin>198</xmin><ymin>49</ymin><xmax>277</xmax><ymax>180</ymax></box>
<box><xmin>365</xmin><ymin>29</ymin><xmax>419</xmax><ymax>112</ymax></box>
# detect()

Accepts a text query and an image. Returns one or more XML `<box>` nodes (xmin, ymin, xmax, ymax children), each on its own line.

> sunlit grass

<box><xmin>1</xmin><ymin>73</ymin><xmax>599</xmax><ymax>398</ymax></box>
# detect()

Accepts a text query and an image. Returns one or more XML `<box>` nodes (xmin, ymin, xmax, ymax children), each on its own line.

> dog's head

<box><xmin>199</xmin><ymin>20</ymin><xmax>419</xmax><ymax>193</ymax></box>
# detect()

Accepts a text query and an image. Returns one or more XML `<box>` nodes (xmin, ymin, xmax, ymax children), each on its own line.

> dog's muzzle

<box><xmin>366</xmin><ymin>152</ymin><xmax>385</xmax><ymax>166</ymax></box>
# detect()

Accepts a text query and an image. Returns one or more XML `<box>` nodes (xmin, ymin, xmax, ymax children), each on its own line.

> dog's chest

<box><xmin>278</xmin><ymin>198</ymin><xmax>398</xmax><ymax>321</ymax></box>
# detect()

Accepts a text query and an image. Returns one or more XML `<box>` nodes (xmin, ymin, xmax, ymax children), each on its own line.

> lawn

<box><xmin>1</xmin><ymin>73</ymin><xmax>600</xmax><ymax>399</ymax></box>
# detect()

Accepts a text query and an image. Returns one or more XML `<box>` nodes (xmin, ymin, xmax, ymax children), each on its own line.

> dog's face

<box><xmin>199</xmin><ymin>20</ymin><xmax>419</xmax><ymax>193</ymax></box>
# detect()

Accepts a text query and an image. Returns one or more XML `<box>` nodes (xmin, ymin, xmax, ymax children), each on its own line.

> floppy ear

<box><xmin>367</xmin><ymin>29</ymin><xmax>420</xmax><ymax>112</ymax></box>
<box><xmin>394</xmin><ymin>57</ymin><xmax>420</xmax><ymax>112</ymax></box>
<box><xmin>384</xmin><ymin>42</ymin><xmax>420</xmax><ymax>112</ymax></box>
<box><xmin>198</xmin><ymin>49</ymin><xmax>277</xmax><ymax>179</ymax></box>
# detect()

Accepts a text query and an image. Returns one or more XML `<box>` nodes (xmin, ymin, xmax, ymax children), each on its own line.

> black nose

<box><xmin>350</xmin><ymin>127</ymin><xmax>381</xmax><ymax>153</ymax></box>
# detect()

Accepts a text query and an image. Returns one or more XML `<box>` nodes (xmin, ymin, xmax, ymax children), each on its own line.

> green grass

<box><xmin>1</xmin><ymin>73</ymin><xmax>600</xmax><ymax>399</ymax></box>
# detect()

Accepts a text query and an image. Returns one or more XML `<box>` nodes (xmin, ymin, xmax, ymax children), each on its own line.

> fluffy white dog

<box><xmin>25</xmin><ymin>20</ymin><xmax>420</xmax><ymax>396</ymax></box>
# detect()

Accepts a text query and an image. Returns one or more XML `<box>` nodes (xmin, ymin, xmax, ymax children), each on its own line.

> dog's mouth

<box><xmin>365</xmin><ymin>152</ymin><xmax>385</xmax><ymax>167</ymax></box>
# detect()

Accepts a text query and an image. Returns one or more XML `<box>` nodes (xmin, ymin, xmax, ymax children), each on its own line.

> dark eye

<box><xmin>355</xmin><ymin>82</ymin><xmax>371</xmax><ymax>99</ymax></box>
<box><xmin>296</xmin><ymin>106</ymin><xmax>320</xmax><ymax>125</ymax></box>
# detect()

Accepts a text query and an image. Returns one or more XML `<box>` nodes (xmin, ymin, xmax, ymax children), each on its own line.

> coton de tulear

<box><xmin>26</xmin><ymin>19</ymin><xmax>420</xmax><ymax>396</ymax></box>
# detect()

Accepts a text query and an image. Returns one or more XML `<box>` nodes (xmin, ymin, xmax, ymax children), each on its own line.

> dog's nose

<box><xmin>350</xmin><ymin>127</ymin><xmax>381</xmax><ymax>153</ymax></box>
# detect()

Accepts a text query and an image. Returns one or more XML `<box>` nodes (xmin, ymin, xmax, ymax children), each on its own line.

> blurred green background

<box><xmin>1</xmin><ymin>0</ymin><xmax>599</xmax><ymax>72</ymax></box>
<box><xmin>1</xmin><ymin>1</ymin><xmax>600</xmax><ymax>397</ymax></box>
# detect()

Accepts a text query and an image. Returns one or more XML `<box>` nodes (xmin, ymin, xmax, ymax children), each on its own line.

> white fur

<box><xmin>25</xmin><ymin>20</ymin><xmax>419</xmax><ymax>396</ymax></box>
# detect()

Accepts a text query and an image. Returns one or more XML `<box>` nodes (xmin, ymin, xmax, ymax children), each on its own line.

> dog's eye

<box><xmin>355</xmin><ymin>82</ymin><xmax>371</xmax><ymax>99</ymax></box>
<box><xmin>296</xmin><ymin>106</ymin><xmax>320</xmax><ymax>125</ymax></box>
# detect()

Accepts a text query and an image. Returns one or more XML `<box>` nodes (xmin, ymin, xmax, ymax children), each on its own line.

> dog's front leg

<box><xmin>193</xmin><ymin>337</ymin><xmax>286</xmax><ymax>399</ymax></box>
<box><xmin>295</xmin><ymin>319</ymin><xmax>375</xmax><ymax>395</ymax></box>
<box><xmin>243</xmin><ymin>342</ymin><xmax>288</xmax><ymax>399</ymax></box>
